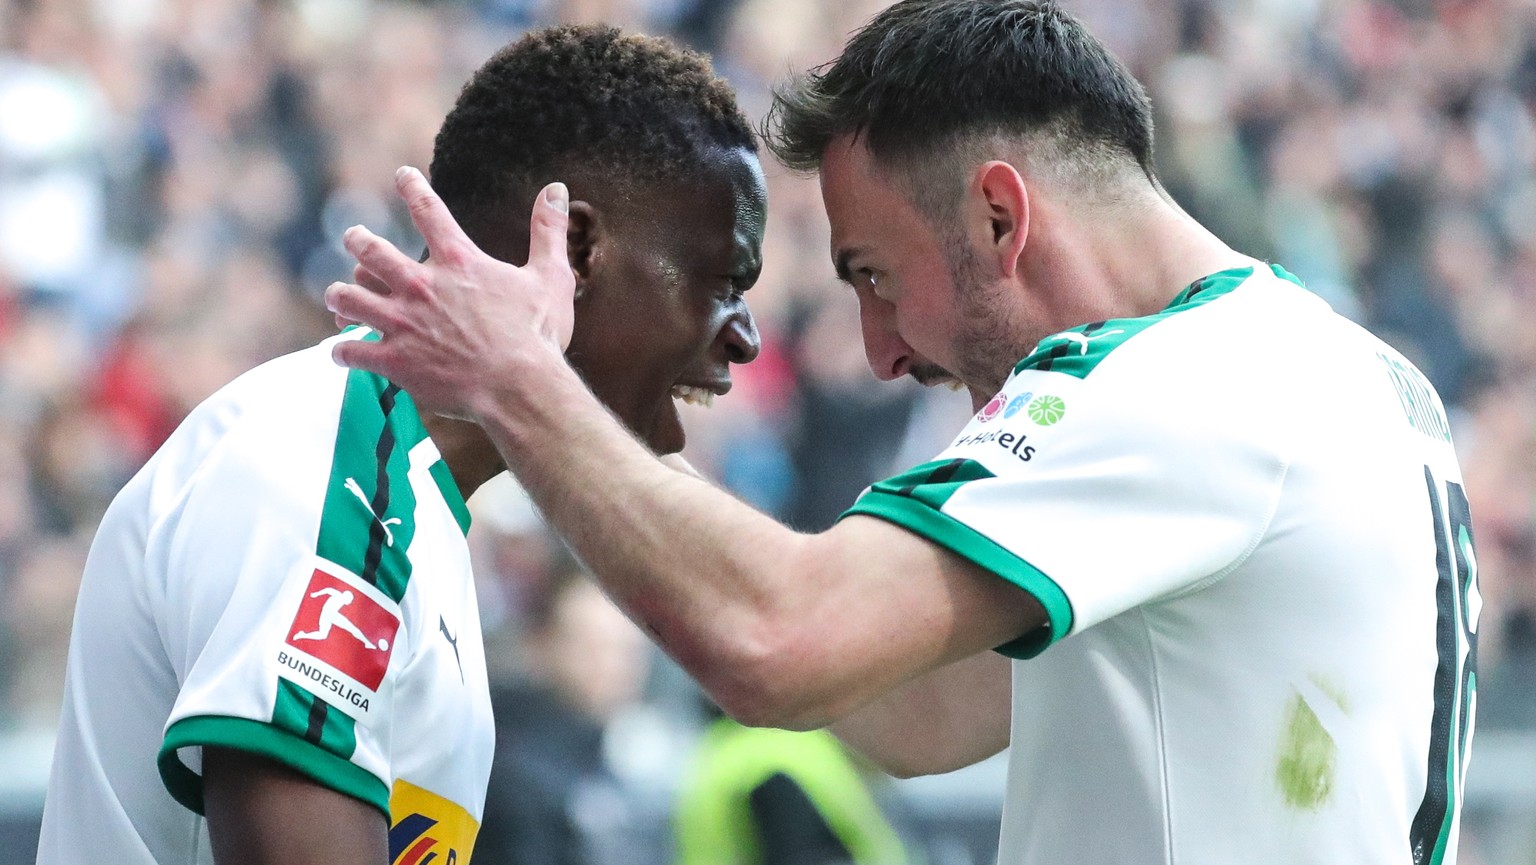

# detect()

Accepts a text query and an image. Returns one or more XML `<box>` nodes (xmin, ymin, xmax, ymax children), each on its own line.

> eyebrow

<box><xmin>833</xmin><ymin>246</ymin><xmax>865</xmax><ymax>285</ymax></box>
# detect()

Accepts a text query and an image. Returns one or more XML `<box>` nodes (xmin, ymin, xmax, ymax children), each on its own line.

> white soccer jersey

<box><xmin>845</xmin><ymin>264</ymin><xmax>1478</xmax><ymax>864</ymax></box>
<box><xmin>37</xmin><ymin>329</ymin><xmax>493</xmax><ymax>865</ymax></box>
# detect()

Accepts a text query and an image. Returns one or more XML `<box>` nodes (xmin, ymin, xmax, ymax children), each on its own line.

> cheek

<box><xmin>891</xmin><ymin>292</ymin><xmax>948</xmax><ymax>354</ymax></box>
<box><xmin>667</xmin><ymin>292</ymin><xmax>730</xmax><ymax>353</ymax></box>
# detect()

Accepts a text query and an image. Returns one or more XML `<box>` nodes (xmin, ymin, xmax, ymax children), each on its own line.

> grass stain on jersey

<box><xmin>1275</xmin><ymin>678</ymin><xmax>1349</xmax><ymax>810</ymax></box>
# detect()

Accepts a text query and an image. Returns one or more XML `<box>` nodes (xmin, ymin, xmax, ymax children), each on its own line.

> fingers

<box><xmin>330</xmin><ymin>266</ymin><xmax>388</xmax><ymax>330</ymax></box>
<box><xmin>325</xmin><ymin>282</ymin><xmax>397</xmax><ymax>337</ymax></box>
<box><xmin>353</xmin><ymin>262</ymin><xmax>392</xmax><ymax>296</ymax></box>
<box><xmin>528</xmin><ymin>182</ymin><xmax>571</xmax><ymax>278</ymax></box>
<box><xmin>394</xmin><ymin>166</ymin><xmax>475</xmax><ymax>260</ymax></box>
<box><xmin>331</xmin><ymin>337</ymin><xmax>394</xmax><ymax>382</ymax></box>
<box><xmin>342</xmin><ymin>224</ymin><xmax>423</xmax><ymax>298</ymax></box>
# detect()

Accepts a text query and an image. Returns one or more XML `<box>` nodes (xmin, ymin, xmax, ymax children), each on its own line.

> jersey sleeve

<box><xmin>154</xmin><ymin>371</ymin><xmax>427</xmax><ymax>818</ymax></box>
<box><xmin>842</xmin><ymin>335</ymin><xmax>1290</xmax><ymax>660</ymax></box>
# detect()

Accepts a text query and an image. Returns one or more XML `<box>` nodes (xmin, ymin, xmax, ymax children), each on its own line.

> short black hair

<box><xmin>430</xmin><ymin>25</ymin><xmax>755</xmax><ymax>253</ymax></box>
<box><xmin>765</xmin><ymin>0</ymin><xmax>1154</xmax><ymax>193</ymax></box>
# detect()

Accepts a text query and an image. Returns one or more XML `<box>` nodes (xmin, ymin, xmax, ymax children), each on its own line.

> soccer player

<box><xmin>36</xmin><ymin>26</ymin><xmax>764</xmax><ymax>865</ymax></box>
<box><xmin>327</xmin><ymin>1</ymin><xmax>1481</xmax><ymax>862</ymax></box>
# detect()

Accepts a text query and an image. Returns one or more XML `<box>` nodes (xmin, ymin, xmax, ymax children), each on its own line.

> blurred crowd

<box><xmin>2</xmin><ymin>0</ymin><xmax>1536</xmax><ymax>860</ymax></box>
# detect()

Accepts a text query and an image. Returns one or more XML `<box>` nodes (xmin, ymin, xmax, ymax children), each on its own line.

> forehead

<box><xmin>818</xmin><ymin>135</ymin><xmax>935</xmax><ymax>260</ymax></box>
<box><xmin>625</xmin><ymin>147</ymin><xmax>766</xmax><ymax>258</ymax></box>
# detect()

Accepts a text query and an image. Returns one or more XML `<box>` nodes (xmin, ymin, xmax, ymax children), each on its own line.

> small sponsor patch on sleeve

<box><xmin>389</xmin><ymin>778</ymin><xmax>480</xmax><ymax>865</ymax></box>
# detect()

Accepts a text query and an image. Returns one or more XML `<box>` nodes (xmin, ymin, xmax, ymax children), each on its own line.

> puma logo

<box><xmin>344</xmin><ymin>477</ymin><xmax>403</xmax><ymax>546</ymax></box>
<box><xmin>440</xmin><ymin>615</ymin><xmax>463</xmax><ymax>682</ymax></box>
<box><xmin>1046</xmin><ymin>329</ymin><xmax>1125</xmax><ymax>355</ymax></box>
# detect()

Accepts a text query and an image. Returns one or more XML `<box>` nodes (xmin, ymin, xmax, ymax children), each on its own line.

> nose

<box><xmin>720</xmin><ymin>308</ymin><xmax>761</xmax><ymax>365</ymax></box>
<box><xmin>858</xmin><ymin>296</ymin><xmax>912</xmax><ymax>381</ymax></box>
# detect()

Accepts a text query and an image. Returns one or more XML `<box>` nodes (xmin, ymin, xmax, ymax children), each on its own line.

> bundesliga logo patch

<box><xmin>285</xmin><ymin>566</ymin><xmax>400</xmax><ymax>691</ymax></box>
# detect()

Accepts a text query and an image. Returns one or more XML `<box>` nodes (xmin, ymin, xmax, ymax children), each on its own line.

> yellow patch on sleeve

<box><xmin>389</xmin><ymin>778</ymin><xmax>480</xmax><ymax>865</ymax></box>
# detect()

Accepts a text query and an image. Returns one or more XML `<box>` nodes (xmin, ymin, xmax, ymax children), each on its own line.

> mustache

<box><xmin>909</xmin><ymin>362</ymin><xmax>958</xmax><ymax>387</ymax></box>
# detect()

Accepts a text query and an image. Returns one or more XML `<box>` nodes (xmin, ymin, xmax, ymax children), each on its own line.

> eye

<box><xmin>855</xmin><ymin>268</ymin><xmax>886</xmax><ymax>298</ymax></box>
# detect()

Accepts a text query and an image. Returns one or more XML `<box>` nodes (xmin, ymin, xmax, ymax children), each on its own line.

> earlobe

<box><xmin>975</xmin><ymin>162</ymin><xmax>1029</xmax><ymax>278</ymax></box>
<box><xmin>567</xmin><ymin>201</ymin><xmax>597</xmax><ymax>302</ymax></box>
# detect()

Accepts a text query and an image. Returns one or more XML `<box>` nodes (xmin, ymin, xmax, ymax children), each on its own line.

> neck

<box><xmin>421</xmin><ymin>414</ymin><xmax>506</xmax><ymax>501</ymax></box>
<box><xmin>1019</xmin><ymin>186</ymin><xmax>1258</xmax><ymax>340</ymax></box>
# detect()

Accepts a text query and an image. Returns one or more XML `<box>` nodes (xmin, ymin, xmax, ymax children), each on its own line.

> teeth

<box><xmin>670</xmin><ymin>385</ymin><xmax>715</xmax><ymax>408</ymax></box>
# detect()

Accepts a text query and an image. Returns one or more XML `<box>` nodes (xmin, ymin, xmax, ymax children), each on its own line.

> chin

<box><xmin>643</xmin><ymin>412</ymin><xmax>687</xmax><ymax>456</ymax></box>
<box><xmin>648</xmin><ymin>436</ymin><xmax>685</xmax><ymax>456</ymax></box>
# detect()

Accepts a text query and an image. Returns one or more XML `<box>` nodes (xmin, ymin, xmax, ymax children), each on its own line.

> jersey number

<box><xmin>1408</xmin><ymin>468</ymin><xmax>1478</xmax><ymax>865</ymax></box>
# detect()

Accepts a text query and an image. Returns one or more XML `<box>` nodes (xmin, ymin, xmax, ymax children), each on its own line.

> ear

<box><xmin>567</xmin><ymin>200</ymin><xmax>598</xmax><ymax>302</ymax></box>
<box><xmin>972</xmin><ymin>161</ymin><xmax>1030</xmax><ymax>278</ymax></box>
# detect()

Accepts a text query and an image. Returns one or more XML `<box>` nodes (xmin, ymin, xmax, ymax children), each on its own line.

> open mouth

<box><xmin>670</xmin><ymin>384</ymin><xmax>724</xmax><ymax>408</ymax></box>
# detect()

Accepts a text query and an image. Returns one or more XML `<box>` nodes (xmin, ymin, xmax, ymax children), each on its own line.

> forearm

<box><xmin>325</xmin><ymin>178</ymin><xmax>1045</xmax><ymax>727</ymax></box>
<box><xmin>831</xmin><ymin>651</ymin><xmax>1012</xmax><ymax>777</ymax></box>
<box><xmin>472</xmin><ymin>348</ymin><xmax>826</xmax><ymax>723</ymax></box>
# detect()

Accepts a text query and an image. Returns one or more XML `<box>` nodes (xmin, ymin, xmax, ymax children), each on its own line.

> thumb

<box><xmin>529</xmin><ymin>182</ymin><xmax>571</xmax><ymax>276</ymax></box>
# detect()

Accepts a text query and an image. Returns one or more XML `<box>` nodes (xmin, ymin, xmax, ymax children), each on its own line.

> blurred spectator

<box><xmin>477</xmin><ymin>572</ymin><xmax>659</xmax><ymax>865</ymax></box>
<box><xmin>783</xmin><ymin>298</ymin><xmax>920</xmax><ymax>531</ymax></box>
<box><xmin>1</xmin><ymin>534</ymin><xmax>86</xmax><ymax>731</ymax></box>
<box><xmin>674</xmin><ymin>714</ymin><xmax>912</xmax><ymax>865</ymax></box>
<box><xmin>3</xmin><ymin>0</ymin><xmax>1536</xmax><ymax>861</ymax></box>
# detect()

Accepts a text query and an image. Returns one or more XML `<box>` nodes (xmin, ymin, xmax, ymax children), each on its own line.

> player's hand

<box><xmin>329</xmin><ymin>261</ymin><xmax>394</xmax><ymax>332</ymax></box>
<box><xmin>325</xmin><ymin>166</ymin><xmax>574</xmax><ymax>420</ymax></box>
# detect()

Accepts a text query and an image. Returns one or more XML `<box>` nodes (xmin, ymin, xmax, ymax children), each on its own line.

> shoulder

<box><xmin>1016</xmin><ymin>264</ymin><xmax>1321</xmax><ymax>383</ymax></box>
<box><xmin>1006</xmin><ymin>265</ymin><xmax>1340</xmax><ymax>433</ymax></box>
<box><xmin>141</xmin><ymin>337</ymin><xmax>366</xmax><ymax>535</ymax></box>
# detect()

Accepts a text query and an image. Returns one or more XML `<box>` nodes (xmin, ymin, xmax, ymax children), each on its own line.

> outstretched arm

<box><xmin>325</xmin><ymin>169</ymin><xmax>1046</xmax><ymax>729</ymax></box>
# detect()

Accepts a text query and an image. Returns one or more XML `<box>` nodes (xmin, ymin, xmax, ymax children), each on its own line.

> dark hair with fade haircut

<box><xmin>430</xmin><ymin>25</ymin><xmax>755</xmax><ymax>255</ymax></box>
<box><xmin>764</xmin><ymin>0</ymin><xmax>1154</xmax><ymax>209</ymax></box>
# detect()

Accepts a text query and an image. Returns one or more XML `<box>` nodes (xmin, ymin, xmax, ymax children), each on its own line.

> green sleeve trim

<box><xmin>429</xmin><ymin>459</ymin><xmax>472</xmax><ymax>535</ymax></box>
<box><xmin>158</xmin><ymin>715</ymin><xmax>391</xmax><ymax>818</ymax></box>
<box><xmin>842</xmin><ymin>489</ymin><xmax>1073</xmax><ymax>659</ymax></box>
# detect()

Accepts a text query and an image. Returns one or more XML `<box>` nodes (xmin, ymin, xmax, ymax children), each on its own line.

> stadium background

<box><xmin>2</xmin><ymin>0</ymin><xmax>1535</xmax><ymax>861</ymax></box>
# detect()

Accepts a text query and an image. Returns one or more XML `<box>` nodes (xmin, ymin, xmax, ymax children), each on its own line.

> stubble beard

<box><xmin>945</xmin><ymin>237</ymin><xmax>1034</xmax><ymax>396</ymax></box>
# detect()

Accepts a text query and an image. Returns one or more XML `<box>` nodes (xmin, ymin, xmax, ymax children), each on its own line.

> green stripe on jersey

<box><xmin>316</xmin><ymin>371</ymin><xmax>422</xmax><ymax>601</ymax></box>
<box><xmin>315</xmin><ymin>332</ymin><xmax>469</xmax><ymax>603</ymax></box>
<box><xmin>272</xmin><ymin>679</ymin><xmax>359</xmax><ymax>762</ymax></box>
<box><xmin>159</xmin><ymin>715</ymin><xmax>390</xmax><ymax>817</ymax></box>
<box><xmin>430</xmin><ymin>459</ymin><xmax>472</xmax><ymax>534</ymax></box>
<box><xmin>1013</xmin><ymin>265</ymin><xmax>1292</xmax><ymax>380</ymax></box>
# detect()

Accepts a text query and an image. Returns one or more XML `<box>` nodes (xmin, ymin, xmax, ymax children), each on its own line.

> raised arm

<box><xmin>458</xmin><ymin>361</ymin><xmax>1039</xmax><ymax>729</ymax></box>
<box><xmin>324</xmin><ymin>169</ymin><xmax>1046</xmax><ymax>729</ymax></box>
